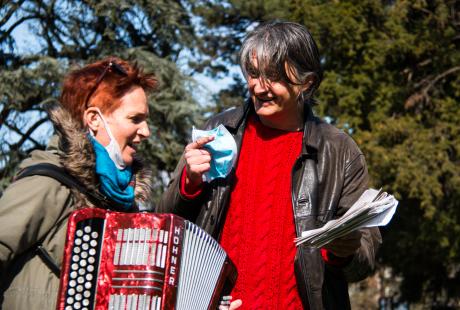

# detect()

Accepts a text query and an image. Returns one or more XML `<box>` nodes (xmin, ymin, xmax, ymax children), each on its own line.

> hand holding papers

<box><xmin>294</xmin><ymin>188</ymin><xmax>398</xmax><ymax>248</ymax></box>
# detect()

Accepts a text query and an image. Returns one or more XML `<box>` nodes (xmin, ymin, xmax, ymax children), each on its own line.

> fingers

<box><xmin>185</xmin><ymin>135</ymin><xmax>214</xmax><ymax>151</ymax></box>
<box><xmin>323</xmin><ymin>230</ymin><xmax>362</xmax><ymax>257</ymax></box>
<box><xmin>339</xmin><ymin>230</ymin><xmax>362</xmax><ymax>241</ymax></box>
<box><xmin>183</xmin><ymin>136</ymin><xmax>214</xmax><ymax>187</ymax></box>
<box><xmin>185</xmin><ymin>148</ymin><xmax>212</xmax><ymax>174</ymax></box>
<box><xmin>230</xmin><ymin>299</ymin><xmax>243</xmax><ymax>310</ymax></box>
<box><xmin>184</xmin><ymin>149</ymin><xmax>212</xmax><ymax>164</ymax></box>
<box><xmin>218</xmin><ymin>298</ymin><xmax>242</xmax><ymax>310</ymax></box>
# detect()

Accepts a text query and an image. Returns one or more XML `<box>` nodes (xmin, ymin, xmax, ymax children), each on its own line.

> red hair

<box><xmin>60</xmin><ymin>57</ymin><xmax>157</xmax><ymax>126</ymax></box>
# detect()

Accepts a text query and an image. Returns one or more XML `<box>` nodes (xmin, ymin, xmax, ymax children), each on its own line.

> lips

<box><xmin>256</xmin><ymin>96</ymin><xmax>276</xmax><ymax>104</ymax></box>
<box><xmin>127</xmin><ymin>142</ymin><xmax>138</xmax><ymax>152</ymax></box>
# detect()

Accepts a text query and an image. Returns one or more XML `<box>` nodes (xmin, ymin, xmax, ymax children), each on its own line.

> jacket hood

<box><xmin>48</xmin><ymin>105</ymin><xmax>153</xmax><ymax>210</ymax></box>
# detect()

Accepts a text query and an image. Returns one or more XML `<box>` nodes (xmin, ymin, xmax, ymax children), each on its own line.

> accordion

<box><xmin>56</xmin><ymin>208</ymin><xmax>237</xmax><ymax>310</ymax></box>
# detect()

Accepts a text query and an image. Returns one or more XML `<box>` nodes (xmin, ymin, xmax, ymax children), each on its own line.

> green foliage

<box><xmin>197</xmin><ymin>0</ymin><xmax>460</xmax><ymax>306</ymax></box>
<box><xmin>292</xmin><ymin>1</ymin><xmax>460</xmax><ymax>305</ymax></box>
<box><xmin>1</xmin><ymin>0</ymin><xmax>459</xmax><ymax>305</ymax></box>
<box><xmin>0</xmin><ymin>0</ymin><xmax>209</xmax><ymax>198</ymax></box>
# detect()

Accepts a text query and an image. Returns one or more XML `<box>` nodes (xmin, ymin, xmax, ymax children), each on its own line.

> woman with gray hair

<box><xmin>159</xmin><ymin>20</ymin><xmax>381</xmax><ymax>309</ymax></box>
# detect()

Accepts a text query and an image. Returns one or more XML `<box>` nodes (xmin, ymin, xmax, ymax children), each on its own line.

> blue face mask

<box><xmin>192</xmin><ymin>124</ymin><xmax>237</xmax><ymax>182</ymax></box>
<box><xmin>89</xmin><ymin>108</ymin><xmax>126</xmax><ymax>170</ymax></box>
<box><xmin>89</xmin><ymin>135</ymin><xmax>135</xmax><ymax>210</ymax></box>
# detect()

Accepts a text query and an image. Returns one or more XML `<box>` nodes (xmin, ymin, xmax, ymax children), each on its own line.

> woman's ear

<box><xmin>301</xmin><ymin>78</ymin><xmax>314</xmax><ymax>93</ymax></box>
<box><xmin>84</xmin><ymin>107</ymin><xmax>100</xmax><ymax>133</ymax></box>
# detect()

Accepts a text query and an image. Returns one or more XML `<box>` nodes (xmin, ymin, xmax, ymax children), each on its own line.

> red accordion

<box><xmin>56</xmin><ymin>208</ymin><xmax>236</xmax><ymax>310</ymax></box>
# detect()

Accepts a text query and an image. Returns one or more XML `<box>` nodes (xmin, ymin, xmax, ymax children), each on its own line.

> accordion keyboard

<box><xmin>57</xmin><ymin>209</ymin><xmax>236</xmax><ymax>310</ymax></box>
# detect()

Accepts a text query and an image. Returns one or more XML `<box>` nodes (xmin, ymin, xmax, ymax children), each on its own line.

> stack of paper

<box><xmin>294</xmin><ymin>188</ymin><xmax>398</xmax><ymax>247</ymax></box>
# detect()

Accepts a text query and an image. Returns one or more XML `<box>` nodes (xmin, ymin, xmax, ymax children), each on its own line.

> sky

<box><xmin>10</xmin><ymin>19</ymin><xmax>242</xmax><ymax>103</ymax></box>
<box><xmin>2</xmin><ymin>17</ymin><xmax>245</xmax><ymax>151</ymax></box>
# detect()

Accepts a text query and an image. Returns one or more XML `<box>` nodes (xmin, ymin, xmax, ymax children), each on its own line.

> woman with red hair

<box><xmin>0</xmin><ymin>57</ymin><xmax>157</xmax><ymax>309</ymax></box>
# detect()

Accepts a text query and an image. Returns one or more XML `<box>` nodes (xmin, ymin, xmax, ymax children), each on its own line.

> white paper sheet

<box><xmin>294</xmin><ymin>188</ymin><xmax>398</xmax><ymax>247</ymax></box>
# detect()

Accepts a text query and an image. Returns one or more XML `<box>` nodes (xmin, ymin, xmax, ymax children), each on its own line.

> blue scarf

<box><xmin>89</xmin><ymin>136</ymin><xmax>135</xmax><ymax>210</ymax></box>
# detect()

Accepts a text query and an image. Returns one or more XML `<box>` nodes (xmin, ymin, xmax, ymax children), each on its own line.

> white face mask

<box><xmin>89</xmin><ymin>108</ymin><xmax>126</xmax><ymax>170</ymax></box>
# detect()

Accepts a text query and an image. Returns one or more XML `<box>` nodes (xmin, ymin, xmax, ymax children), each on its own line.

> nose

<box><xmin>138</xmin><ymin>121</ymin><xmax>150</xmax><ymax>139</ymax></box>
<box><xmin>249</xmin><ymin>77</ymin><xmax>269</xmax><ymax>95</ymax></box>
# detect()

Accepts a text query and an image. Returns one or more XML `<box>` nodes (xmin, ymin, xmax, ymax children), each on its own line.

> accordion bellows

<box><xmin>56</xmin><ymin>209</ymin><xmax>237</xmax><ymax>310</ymax></box>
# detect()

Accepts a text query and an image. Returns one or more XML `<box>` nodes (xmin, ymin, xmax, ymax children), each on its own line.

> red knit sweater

<box><xmin>219</xmin><ymin>115</ymin><xmax>303</xmax><ymax>309</ymax></box>
<box><xmin>179</xmin><ymin>115</ymin><xmax>351</xmax><ymax>308</ymax></box>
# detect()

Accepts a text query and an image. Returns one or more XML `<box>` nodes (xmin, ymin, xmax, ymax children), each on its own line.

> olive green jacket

<box><xmin>0</xmin><ymin>107</ymin><xmax>153</xmax><ymax>309</ymax></box>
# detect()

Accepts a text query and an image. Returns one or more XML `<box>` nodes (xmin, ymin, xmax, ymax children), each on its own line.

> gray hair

<box><xmin>240</xmin><ymin>21</ymin><xmax>323</xmax><ymax>101</ymax></box>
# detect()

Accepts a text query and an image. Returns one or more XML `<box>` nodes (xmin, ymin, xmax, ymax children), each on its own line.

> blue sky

<box><xmin>1</xmin><ymin>17</ymin><xmax>245</xmax><ymax>153</ymax></box>
<box><xmin>10</xmin><ymin>18</ymin><xmax>243</xmax><ymax>104</ymax></box>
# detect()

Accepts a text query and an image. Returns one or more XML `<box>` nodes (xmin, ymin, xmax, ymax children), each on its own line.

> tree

<box><xmin>0</xmin><ymin>0</ymin><xmax>214</xmax><ymax>198</ymax></box>
<box><xmin>292</xmin><ymin>1</ymin><xmax>460</xmax><ymax>305</ymax></box>
<box><xmin>197</xmin><ymin>0</ymin><xmax>460</xmax><ymax>306</ymax></box>
<box><xmin>2</xmin><ymin>0</ymin><xmax>459</xmax><ymax>306</ymax></box>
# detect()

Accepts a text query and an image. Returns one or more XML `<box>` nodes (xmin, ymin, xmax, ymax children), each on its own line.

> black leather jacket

<box><xmin>158</xmin><ymin>100</ymin><xmax>381</xmax><ymax>309</ymax></box>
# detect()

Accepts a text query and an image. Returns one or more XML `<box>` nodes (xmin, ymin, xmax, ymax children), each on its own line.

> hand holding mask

<box><xmin>192</xmin><ymin>125</ymin><xmax>238</xmax><ymax>182</ymax></box>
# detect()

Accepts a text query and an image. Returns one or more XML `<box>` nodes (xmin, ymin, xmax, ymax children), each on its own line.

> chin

<box><xmin>122</xmin><ymin>156</ymin><xmax>134</xmax><ymax>166</ymax></box>
<box><xmin>256</xmin><ymin>107</ymin><xmax>277</xmax><ymax>117</ymax></box>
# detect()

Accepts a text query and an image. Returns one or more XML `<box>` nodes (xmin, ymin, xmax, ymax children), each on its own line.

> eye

<box><xmin>130</xmin><ymin>115</ymin><xmax>146</xmax><ymax>124</ymax></box>
<box><xmin>247</xmin><ymin>67</ymin><xmax>259</xmax><ymax>78</ymax></box>
<box><xmin>265</xmin><ymin>68</ymin><xmax>281</xmax><ymax>82</ymax></box>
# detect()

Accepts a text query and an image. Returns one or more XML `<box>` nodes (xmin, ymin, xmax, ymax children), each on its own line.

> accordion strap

<box><xmin>36</xmin><ymin>245</ymin><xmax>61</xmax><ymax>277</ymax></box>
<box><xmin>13</xmin><ymin>163</ymin><xmax>111</xmax><ymax>278</ymax></box>
<box><xmin>15</xmin><ymin>163</ymin><xmax>112</xmax><ymax>208</ymax></box>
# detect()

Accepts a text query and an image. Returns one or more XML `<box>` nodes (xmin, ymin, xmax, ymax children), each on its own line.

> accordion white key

<box><xmin>56</xmin><ymin>208</ymin><xmax>237</xmax><ymax>310</ymax></box>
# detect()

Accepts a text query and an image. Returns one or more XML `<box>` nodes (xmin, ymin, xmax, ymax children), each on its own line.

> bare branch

<box><xmin>4</xmin><ymin>117</ymin><xmax>49</xmax><ymax>149</ymax></box>
<box><xmin>424</xmin><ymin>66</ymin><xmax>460</xmax><ymax>93</ymax></box>
<box><xmin>0</xmin><ymin>14</ymin><xmax>41</xmax><ymax>42</ymax></box>
<box><xmin>0</xmin><ymin>0</ymin><xmax>26</xmax><ymax>27</ymax></box>
<box><xmin>0</xmin><ymin>107</ymin><xmax>11</xmax><ymax>131</ymax></box>
<box><xmin>405</xmin><ymin>66</ymin><xmax>460</xmax><ymax>109</ymax></box>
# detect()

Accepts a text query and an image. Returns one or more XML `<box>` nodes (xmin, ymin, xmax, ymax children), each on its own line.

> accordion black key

<box><xmin>56</xmin><ymin>208</ymin><xmax>237</xmax><ymax>310</ymax></box>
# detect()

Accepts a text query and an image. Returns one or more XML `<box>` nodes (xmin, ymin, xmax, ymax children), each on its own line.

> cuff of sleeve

<box><xmin>179</xmin><ymin>167</ymin><xmax>203</xmax><ymax>200</ymax></box>
<box><xmin>321</xmin><ymin>248</ymin><xmax>353</xmax><ymax>267</ymax></box>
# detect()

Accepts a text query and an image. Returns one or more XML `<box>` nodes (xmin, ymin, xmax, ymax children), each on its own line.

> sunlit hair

<box><xmin>60</xmin><ymin>57</ymin><xmax>157</xmax><ymax>126</ymax></box>
<box><xmin>240</xmin><ymin>21</ymin><xmax>323</xmax><ymax>101</ymax></box>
